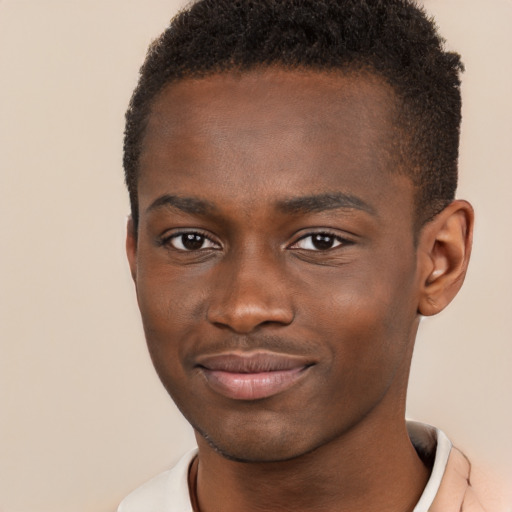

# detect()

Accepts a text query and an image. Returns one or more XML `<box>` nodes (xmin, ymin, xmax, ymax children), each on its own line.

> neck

<box><xmin>192</xmin><ymin>410</ymin><xmax>429</xmax><ymax>512</ymax></box>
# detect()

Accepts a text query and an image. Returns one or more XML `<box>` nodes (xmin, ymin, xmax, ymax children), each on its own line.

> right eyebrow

<box><xmin>145</xmin><ymin>194</ymin><xmax>216</xmax><ymax>216</ymax></box>
<box><xmin>276</xmin><ymin>192</ymin><xmax>377</xmax><ymax>216</ymax></box>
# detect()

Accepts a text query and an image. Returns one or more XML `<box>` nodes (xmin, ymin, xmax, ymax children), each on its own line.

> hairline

<box><xmin>130</xmin><ymin>62</ymin><xmax>433</xmax><ymax>234</ymax></box>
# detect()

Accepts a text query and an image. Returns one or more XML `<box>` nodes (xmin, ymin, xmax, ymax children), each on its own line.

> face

<box><xmin>128</xmin><ymin>69</ymin><xmax>424</xmax><ymax>462</ymax></box>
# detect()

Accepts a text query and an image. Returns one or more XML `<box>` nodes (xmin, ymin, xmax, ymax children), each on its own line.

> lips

<box><xmin>196</xmin><ymin>352</ymin><xmax>312</xmax><ymax>400</ymax></box>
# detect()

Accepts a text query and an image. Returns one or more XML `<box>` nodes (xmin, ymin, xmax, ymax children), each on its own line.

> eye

<box><xmin>291</xmin><ymin>233</ymin><xmax>344</xmax><ymax>251</ymax></box>
<box><xmin>166</xmin><ymin>232</ymin><xmax>220</xmax><ymax>251</ymax></box>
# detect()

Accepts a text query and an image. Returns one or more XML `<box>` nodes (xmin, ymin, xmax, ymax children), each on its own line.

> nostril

<box><xmin>207</xmin><ymin>304</ymin><xmax>294</xmax><ymax>334</ymax></box>
<box><xmin>206</xmin><ymin>261</ymin><xmax>294</xmax><ymax>333</ymax></box>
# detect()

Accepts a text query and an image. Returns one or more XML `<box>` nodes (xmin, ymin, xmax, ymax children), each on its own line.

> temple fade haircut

<box><xmin>124</xmin><ymin>0</ymin><xmax>464</xmax><ymax>230</ymax></box>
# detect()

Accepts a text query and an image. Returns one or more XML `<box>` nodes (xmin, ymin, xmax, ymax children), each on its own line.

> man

<box><xmin>119</xmin><ymin>0</ymin><xmax>495</xmax><ymax>510</ymax></box>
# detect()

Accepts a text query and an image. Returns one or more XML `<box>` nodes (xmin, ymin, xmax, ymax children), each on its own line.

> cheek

<box><xmin>135</xmin><ymin>266</ymin><xmax>207</xmax><ymax>360</ymax></box>
<box><xmin>299</xmin><ymin>277</ymin><xmax>417</xmax><ymax>429</ymax></box>
<box><xmin>300</xmin><ymin>261</ymin><xmax>418</xmax><ymax>365</ymax></box>
<box><xmin>135</xmin><ymin>272</ymin><xmax>208</xmax><ymax>407</ymax></box>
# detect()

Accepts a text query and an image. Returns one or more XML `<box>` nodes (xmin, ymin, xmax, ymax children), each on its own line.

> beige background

<box><xmin>1</xmin><ymin>1</ymin><xmax>511</xmax><ymax>510</ymax></box>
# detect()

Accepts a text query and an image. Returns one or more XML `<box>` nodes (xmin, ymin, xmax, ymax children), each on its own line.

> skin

<box><xmin>127</xmin><ymin>69</ymin><xmax>473</xmax><ymax>512</ymax></box>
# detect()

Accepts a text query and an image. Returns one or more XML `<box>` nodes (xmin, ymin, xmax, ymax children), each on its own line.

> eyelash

<box><xmin>159</xmin><ymin>231</ymin><xmax>220</xmax><ymax>252</ymax></box>
<box><xmin>289</xmin><ymin>231</ymin><xmax>351</xmax><ymax>251</ymax></box>
<box><xmin>158</xmin><ymin>230</ymin><xmax>353</xmax><ymax>252</ymax></box>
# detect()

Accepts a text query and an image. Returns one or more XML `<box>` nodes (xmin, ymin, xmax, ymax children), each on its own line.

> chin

<box><xmin>193</xmin><ymin>419</ymin><xmax>328</xmax><ymax>464</ymax></box>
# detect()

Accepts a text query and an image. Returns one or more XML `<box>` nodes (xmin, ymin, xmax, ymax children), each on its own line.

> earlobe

<box><xmin>417</xmin><ymin>200</ymin><xmax>474</xmax><ymax>316</ymax></box>
<box><xmin>126</xmin><ymin>216</ymin><xmax>138</xmax><ymax>282</ymax></box>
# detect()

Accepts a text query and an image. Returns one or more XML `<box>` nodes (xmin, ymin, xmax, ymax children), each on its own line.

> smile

<box><xmin>196</xmin><ymin>352</ymin><xmax>312</xmax><ymax>401</ymax></box>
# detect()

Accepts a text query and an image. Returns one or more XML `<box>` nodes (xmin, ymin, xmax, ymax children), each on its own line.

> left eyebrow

<box><xmin>276</xmin><ymin>193</ymin><xmax>376</xmax><ymax>216</ymax></box>
<box><xmin>145</xmin><ymin>194</ymin><xmax>216</xmax><ymax>216</ymax></box>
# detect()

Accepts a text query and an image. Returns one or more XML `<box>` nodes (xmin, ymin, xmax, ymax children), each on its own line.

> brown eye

<box><xmin>168</xmin><ymin>233</ymin><xmax>218</xmax><ymax>251</ymax></box>
<box><xmin>293</xmin><ymin>233</ymin><xmax>343</xmax><ymax>251</ymax></box>
<box><xmin>311</xmin><ymin>234</ymin><xmax>337</xmax><ymax>250</ymax></box>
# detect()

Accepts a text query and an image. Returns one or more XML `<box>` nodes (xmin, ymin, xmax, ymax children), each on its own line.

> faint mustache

<box><xmin>186</xmin><ymin>333</ymin><xmax>318</xmax><ymax>359</ymax></box>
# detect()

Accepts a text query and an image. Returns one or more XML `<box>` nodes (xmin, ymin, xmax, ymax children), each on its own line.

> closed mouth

<box><xmin>196</xmin><ymin>351</ymin><xmax>313</xmax><ymax>400</ymax></box>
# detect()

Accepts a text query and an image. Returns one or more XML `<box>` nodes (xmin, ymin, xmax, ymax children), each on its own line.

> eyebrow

<box><xmin>276</xmin><ymin>193</ymin><xmax>376</xmax><ymax>216</ymax></box>
<box><xmin>145</xmin><ymin>194</ymin><xmax>216</xmax><ymax>215</ymax></box>
<box><xmin>145</xmin><ymin>192</ymin><xmax>375</xmax><ymax>217</ymax></box>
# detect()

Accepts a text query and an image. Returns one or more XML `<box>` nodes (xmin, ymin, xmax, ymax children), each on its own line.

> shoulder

<box><xmin>117</xmin><ymin>449</ymin><xmax>197</xmax><ymax>512</ymax></box>
<box><xmin>407</xmin><ymin>421</ymin><xmax>511</xmax><ymax>512</ymax></box>
<box><xmin>431</xmin><ymin>444</ymin><xmax>511</xmax><ymax>512</ymax></box>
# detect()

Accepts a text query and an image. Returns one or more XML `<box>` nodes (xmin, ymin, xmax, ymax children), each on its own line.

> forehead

<box><xmin>138</xmin><ymin>68</ymin><xmax>410</xmax><ymax>221</ymax></box>
<box><xmin>141</xmin><ymin>69</ymin><xmax>397</xmax><ymax>167</ymax></box>
<box><xmin>145</xmin><ymin>68</ymin><xmax>396</xmax><ymax>127</ymax></box>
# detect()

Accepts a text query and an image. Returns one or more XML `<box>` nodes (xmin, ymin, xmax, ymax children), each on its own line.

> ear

<box><xmin>417</xmin><ymin>200</ymin><xmax>474</xmax><ymax>316</ymax></box>
<box><xmin>126</xmin><ymin>216</ymin><xmax>138</xmax><ymax>282</ymax></box>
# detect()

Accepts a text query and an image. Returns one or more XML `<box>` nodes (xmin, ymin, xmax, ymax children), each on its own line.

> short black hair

<box><xmin>124</xmin><ymin>0</ymin><xmax>463</xmax><ymax>229</ymax></box>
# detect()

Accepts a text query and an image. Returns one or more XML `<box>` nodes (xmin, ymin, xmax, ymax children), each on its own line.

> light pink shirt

<box><xmin>118</xmin><ymin>422</ymin><xmax>509</xmax><ymax>512</ymax></box>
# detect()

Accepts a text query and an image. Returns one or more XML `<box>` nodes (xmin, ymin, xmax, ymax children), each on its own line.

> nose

<box><xmin>207</xmin><ymin>250</ymin><xmax>295</xmax><ymax>334</ymax></box>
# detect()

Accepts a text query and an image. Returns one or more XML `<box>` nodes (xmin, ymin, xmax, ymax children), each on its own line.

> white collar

<box><xmin>119</xmin><ymin>421</ymin><xmax>451</xmax><ymax>512</ymax></box>
<box><xmin>408</xmin><ymin>421</ymin><xmax>452</xmax><ymax>512</ymax></box>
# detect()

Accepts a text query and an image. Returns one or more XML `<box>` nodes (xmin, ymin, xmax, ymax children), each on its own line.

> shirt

<box><xmin>118</xmin><ymin>421</ymin><xmax>491</xmax><ymax>512</ymax></box>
